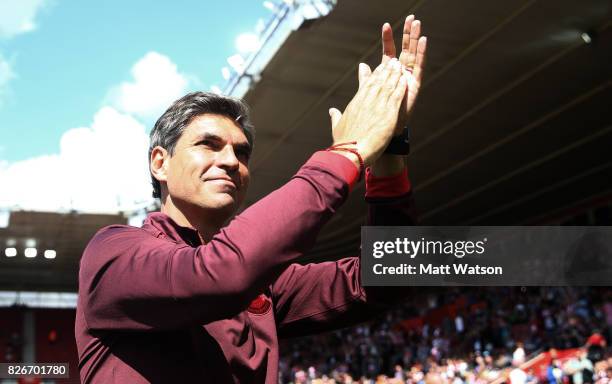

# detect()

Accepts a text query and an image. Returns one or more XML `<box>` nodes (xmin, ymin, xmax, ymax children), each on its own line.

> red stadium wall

<box><xmin>35</xmin><ymin>308</ymin><xmax>79</xmax><ymax>384</ymax></box>
<box><xmin>0</xmin><ymin>307</ymin><xmax>24</xmax><ymax>363</ymax></box>
<box><xmin>0</xmin><ymin>307</ymin><xmax>79</xmax><ymax>384</ymax></box>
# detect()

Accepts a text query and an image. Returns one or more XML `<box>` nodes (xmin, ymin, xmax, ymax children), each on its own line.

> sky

<box><xmin>0</xmin><ymin>0</ymin><xmax>271</xmax><ymax>213</ymax></box>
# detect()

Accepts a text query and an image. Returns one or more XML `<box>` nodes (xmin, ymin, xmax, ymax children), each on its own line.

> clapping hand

<box><xmin>330</xmin><ymin>16</ymin><xmax>427</xmax><ymax>136</ymax></box>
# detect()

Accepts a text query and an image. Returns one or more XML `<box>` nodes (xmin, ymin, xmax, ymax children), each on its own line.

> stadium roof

<box><xmin>237</xmin><ymin>0</ymin><xmax>612</xmax><ymax>260</ymax></box>
<box><xmin>0</xmin><ymin>211</ymin><xmax>125</xmax><ymax>292</ymax></box>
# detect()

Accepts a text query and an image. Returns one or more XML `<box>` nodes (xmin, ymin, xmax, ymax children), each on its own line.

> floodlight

<box><xmin>255</xmin><ymin>18</ymin><xmax>266</xmax><ymax>34</ymax></box>
<box><xmin>263</xmin><ymin>1</ymin><xmax>277</xmax><ymax>12</ymax></box>
<box><xmin>5</xmin><ymin>248</ymin><xmax>17</xmax><ymax>257</ymax></box>
<box><xmin>227</xmin><ymin>54</ymin><xmax>246</xmax><ymax>73</ymax></box>
<box><xmin>24</xmin><ymin>248</ymin><xmax>37</xmax><ymax>258</ymax></box>
<box><xmin>44</xmin><ymin>250</ymin><xmax>57</xmax><ymax>259</ymax></box>
<box><xmin>581</xmin><ymin>32</ymin><xmax>592</xmax><ymax>44</ymax></box>
<box><xmin>236</xmin><ymin>33</ymin><xmax>259</xmax><ymax>54</ymax></box>
<box><xmin>221</xmin><ymin>67</ymin><xmax>231</xmax><ymax>80</ymax></box>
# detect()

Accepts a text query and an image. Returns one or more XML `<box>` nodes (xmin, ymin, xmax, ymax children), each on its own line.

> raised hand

<box><xmin>382</xmin><ymin>15</ymin><xmax>427</xmax><ymax>132</ymax></box>
<box><xmin>329</xmin><ymin>58</ymin><xmax>408</xmax><ymax>168</ymax></box>
<box><xmin>330</xmin><ymin>16</ymin><xmax>427</xmax><ymax>138</ymax></box>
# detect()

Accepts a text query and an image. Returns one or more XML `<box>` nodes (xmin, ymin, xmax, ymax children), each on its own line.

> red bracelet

<box><xmin>326</xmin><ymin>141</ymin><xmax>364</xmax><ymax>181</ymax></box>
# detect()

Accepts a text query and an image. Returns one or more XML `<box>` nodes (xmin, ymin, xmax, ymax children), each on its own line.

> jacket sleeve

<box><xmin>364</xmin><ymin>166</ymin><xmax>417</xmax><ymax>226</ymax></box>
<box><xmin>79</xmin><ymin>152</ymin><xmax>358</xmax><ymax>331</ymax></box>
<box><xmin>272</xmin><ymin>165</ymin><xmax>418</xmax><ymax>338</ymax></box>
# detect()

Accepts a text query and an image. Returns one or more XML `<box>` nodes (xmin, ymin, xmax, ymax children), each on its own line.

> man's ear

<box><xmin>150</xmin><ymin>146</ymin><xmax>169</xmax><ymax>183</ymax></box>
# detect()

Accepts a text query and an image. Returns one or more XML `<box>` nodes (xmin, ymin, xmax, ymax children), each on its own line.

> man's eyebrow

<box><xmin>196</xmin><ymin>132</ymin><xmax>251</xmax><ymax>154</ymax></box>
<box><xmin>195</xmin><ymin>132</ymin><xmax>223</xmax><ymax>142</ymax></box>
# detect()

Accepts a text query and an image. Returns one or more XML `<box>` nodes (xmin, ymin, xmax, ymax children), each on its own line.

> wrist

<box><xmin>326</xmin><ymin>141</ymin><xmax>364</xmax><ymax>181</ymax></box>
<box><xmin>328</xmin><ymin>150</ymin><xmax>361</xmax><ymax>171</ymax></box>
<box><xmin>371</xmin><ymin>154</ymin><xmax>406</xmax><ymax>177</ymax></box>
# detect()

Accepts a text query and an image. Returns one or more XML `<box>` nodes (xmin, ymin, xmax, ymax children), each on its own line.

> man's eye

<box><xmin>236</xmin><ymin>150</ymin><xmax>251</xmax><ymax>160</ymax></box>
<box><xmin>198</xmin><ymin>140</ymin><xmax>216</xmax><ymax>148</ymax></box>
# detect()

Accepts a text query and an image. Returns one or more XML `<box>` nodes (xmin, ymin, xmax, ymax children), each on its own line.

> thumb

<box><xmin>358</xmin><ymin>63</ymin><xmax>372</xmax><ymax>88</ymax></box>
<box><xmin>328</xmin><ymin>107</ymin><xmax>342</xmax><ymax>128</ymax></box>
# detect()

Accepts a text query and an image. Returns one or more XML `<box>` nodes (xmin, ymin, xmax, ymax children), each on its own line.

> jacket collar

<box><xmin>142</xmin><ymin>212</ymin><xmax>202</xmax><ymax>246</ymax></box>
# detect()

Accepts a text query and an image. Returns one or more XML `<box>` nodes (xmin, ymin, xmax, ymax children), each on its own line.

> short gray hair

<box><xmin>148</xmin><ymin>91</ymin><xmax>255</xmax><ymax>198</ymax></box>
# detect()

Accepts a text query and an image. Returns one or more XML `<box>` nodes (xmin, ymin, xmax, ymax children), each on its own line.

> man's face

<box><xmin>164</xmin><ymin>114</ymin><xmax>251</xmax><ymax>217</ymax></box>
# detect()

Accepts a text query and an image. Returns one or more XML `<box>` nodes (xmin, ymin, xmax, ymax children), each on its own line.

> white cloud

<box><xmin>0</xmin><ymin>51</ymin><xmax>196</xmax><ymax>213</ymax></box>
<box><xmin>0</xmin><ymin>53</ymin><xmax>16</xmax><ymax>105</ymax></box>
<box><xmin>0</xmin><ymin>0</ymin><xmax>48</xmax><ymax>39</ymax></box>
<box><xmin>109</xmin><ymin>51</ymin><xmax>189</xmax><ymax>119</ymax></box>
<box><xmin>0</xmin><ymin>0</ymin><xmax>48</xmax><ymax>105</ymax></box>
<box><xmin>0</xmin><ymin>107</ymin><xmax>152</xmax><ymax>212</ymax></box>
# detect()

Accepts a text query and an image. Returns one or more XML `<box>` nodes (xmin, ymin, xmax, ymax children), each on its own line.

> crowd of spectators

<box><xmin>1</xmin><ymin>331</ymin><xmax>21</xmax><ymax>363</ymax></box>
<box><xmin>279</xmin><ymin>287</ymin><xmax>612</xmax><ymax>384</ymax></box>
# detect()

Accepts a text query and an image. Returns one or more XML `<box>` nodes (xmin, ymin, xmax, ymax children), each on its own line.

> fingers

<box><xmin>368</xmin><ymin>58</ymin><xmax>402</xmax><ymax>106</ymax></box>
<box><xmin>328</xmin><ymin>107</ymin><xmax>342</xmax><ymax>129</ymax></box>
<box><xmin>388</xmin><ymin>59</ymin><xmax>403</xmax><ymax>87</ymax></box>
<box><xmin>389</xmin><ymin>74</ymin><xmax>408</xmax><ymax>110</ymax></box>
<box><xmin>356</xmin><ymin>61</ymin><xmax>384</xmax><ymax>101</ymax></box>
<box><xmin>383</xmin><ymin>60</ymin><xmax>404</xmax><ymax>103</ymax></box>
<box><xmin>357</xmin><ymin>62</ymin><xmax>372</xmax><ymax>89</ymax></box>
<box><xmin>364</xmin><ymin>55</ymin><xmax>406</xmax><ymax>105</ymax></box>
<box><xmin>411</xmin><ymin>36</ymin><xmax>427</xmax><ymax>83</ymax></box>
<box><xmin>406</xmin><ymin>20</ymin><xmax>421</xmax><ymax>59</ymax></box>
<box><xmin>367</xmin><ymin>59</ymin><xmax>391</xmax><ymax>91</ymax></box>
<box><xmin>381</xmin><ymin>22</ymin><xmax>395</xmax><ymax>62</ymax></box>
<box><xmin>400</xmin><ymin>16</ymin><xmax>421</xmax><ymax>72</ymax></box>
<box><xmin>383</xmin><ymin>58</ymin><xmax>402</xmax><ymax>87</ymax></box>
<box><xmin>401</xmin><ymin>15</ymin><xmax>415</xmax><ymax>52</ymax></box>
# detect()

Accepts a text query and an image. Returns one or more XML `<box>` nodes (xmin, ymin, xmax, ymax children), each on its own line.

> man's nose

<box><xmin>216</xmin><ymin>145</ymin><xmax>239</xmax><ymax>171</ymax></box>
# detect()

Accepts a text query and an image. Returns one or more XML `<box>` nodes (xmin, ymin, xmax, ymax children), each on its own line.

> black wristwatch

<box><xmin>384</xmin><ymin>125</ymin><xmax>410</xmax><ymax>155</ymax></box>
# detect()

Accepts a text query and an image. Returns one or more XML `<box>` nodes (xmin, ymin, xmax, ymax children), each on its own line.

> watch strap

<box><xmin>384</xmin><ymin>125</ymin><xmax>410</xmax><ymax>155</ymax></box>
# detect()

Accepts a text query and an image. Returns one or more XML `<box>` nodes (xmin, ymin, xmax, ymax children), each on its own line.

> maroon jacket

<box><xmin>75</xmin><ymin>151</ymin><xmax>415</xmax><ymax>383</ymax></box>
